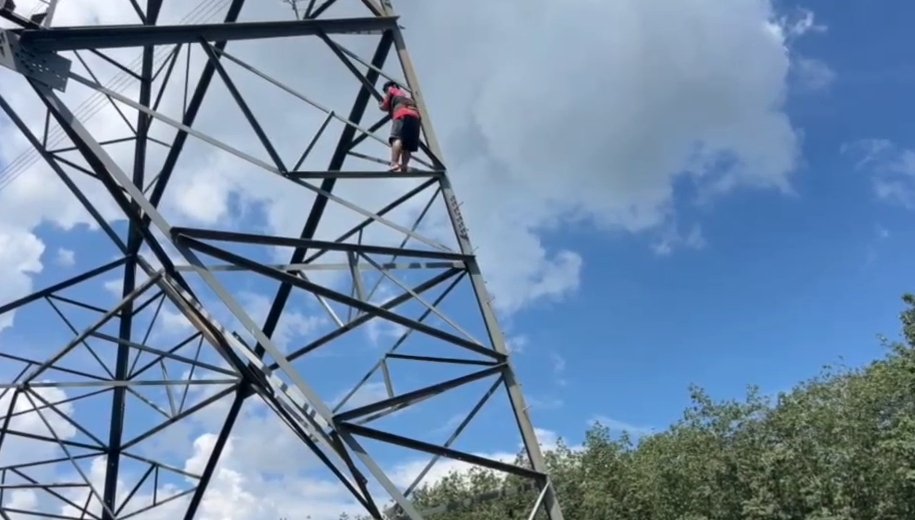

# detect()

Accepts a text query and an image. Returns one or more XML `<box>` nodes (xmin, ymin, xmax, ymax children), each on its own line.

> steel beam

<box><xmin>100</xmin><ymin>3</ymin><xmax>162</xmax><ymax>516</ymax></box>
<box><xmin>252</xmin><ymin>30</ymin><xmax>393</xmax><ymax>369</ymax></box>
<box><xmin>334</xmin><ymin>365</ymin><xmax>503</xmax><ymax>422</ymax></box>
<box><xmin>341</xmin><ymin>422</ymin><xmax>544</xmax><ymax>481</ymax></box>
<box><xmin>0</xmin><ymin>1</ymin><xmax>567</xmax><ymax>517</ymax></box>
<box><xmin>378</xmin><ymin>1</ymin><xmax>564</xmax><ymax>517</ymax></box>
<box><xmin>148</xmin><ymin>0</ymin><xmax>247</xmax><ymax>213</ymax></box>
<box><xmin>31</xmin><ymin>79</ymin><xmax>385</xmax><ymax>515</ymax></box>
<box><xmin>172</xmin><ymin>227</ymin><xmax>469</xmax><ymax>261</ymax></box>
<box><xmin>19</xmin><ymin>16</ymin><xmax>398</xmax><ymax>51</ymax></box>
<box><xmin>0</xmin><ymin>258</ymin><xmax>126</xmax><ymax>315</ymax></box>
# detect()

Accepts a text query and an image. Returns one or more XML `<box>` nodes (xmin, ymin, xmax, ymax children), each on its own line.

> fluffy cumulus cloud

<box><xmin>0</xmin><ymin>386</ymin><xmax>78</xmax><ymax>469</ymax></box>
<box><xmin>0</xmin><ymin>2</ymin><xmax>129</xmax><ymax>332</ymax></box>
<box><xmin>0</xmin><ymin>386</ymin><xmax>83</xmax><ymax>517</ymax></box>
<box><xmin>1</xmin><ymin>380</ymin><xmax>565</xmax><ymax>520</ymax></box>
<box><xmin>397</xmin><ymin>0</ymin><xmax>812</xmax><ymax>310</ymax></box>
<box><xmin>0</xmin><ymin>225</ymin><xmax>44</xmax><ymax>331</ymax></box>
<box><xmin>0</xmin><ymin>0</ymin><xmax>828</xmax><ymax>517</ymax></box>
<box><xmin>0</xmin><ymin>0</ymin><xmax>821</xmax><ymax>318</ymax></box>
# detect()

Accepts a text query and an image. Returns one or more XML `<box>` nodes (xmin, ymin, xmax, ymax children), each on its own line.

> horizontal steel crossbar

<box><xmin>19</xmin><ymin>16</ymin><xmax>399</xmax><ymax>51</ymax></box>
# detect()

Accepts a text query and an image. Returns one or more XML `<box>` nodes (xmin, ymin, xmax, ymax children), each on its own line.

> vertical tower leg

<box><xmin>0</xmin><ymin>2</ymin><xmax>565</xmax><ymax>518</ymax></box>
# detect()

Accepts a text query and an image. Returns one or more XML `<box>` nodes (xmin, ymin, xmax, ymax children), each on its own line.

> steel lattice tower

<box><xmin>0</xmin><ymin>1</ymin><xmax>564</xmax><ymax>519</ymax></box>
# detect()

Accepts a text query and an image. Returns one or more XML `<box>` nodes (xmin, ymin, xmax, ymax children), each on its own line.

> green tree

<box><xmin>340</xmin><ymin>294</ymin><xmax>915</xmax><ymax>520</ymax></box>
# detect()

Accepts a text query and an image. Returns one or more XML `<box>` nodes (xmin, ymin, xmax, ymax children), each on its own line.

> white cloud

<box><xmin>4</xmin><ymin>380</ymin><xmax>558</xmax><ymax>520</ymax></box>
<box><xmin>0</xmin><ymin>380</ymin><xmax>369</xmax><ymax>520</ymax></box>
<box><xmin>102</xmin><ymin>278</ymin><xmax>123</xmax><ymax>298</ymax></box>
<box><xmin>842</xmin><ymin>138</ymin><xmax>915</xmax><ymax>208</ymax></box>
<box><xmin>364</xmin><ymin>286</ymin><xmax>409</xmax><ymax>347</ymax></box>
<box><xmin>5</xmin><ymin>488</ymin><xmax>39</xmax><ymax>513</ymax></box>
<box><xmin>396</xmin><ymin>0</ymin><xmax>815</xmax><ymax>311</ymax></box>
<box><xmin>332</xmin><ymin>381</ymin><xmax>389</xmax><ymax>410</ymax></box>
<box><xmin>778</xmin><ymin>7</ymin><xmax>828</xmax><ymax>40</ymax></box>
<box><xmin>0</xmin><ymin>0</ymin><xmax>821</xmax><ymax>322</ymax></box>
<box><xmin>549</xmin><ymin>351</ymin><xmax>568</xmax><ymax>387</ymax></box>
<box><xmin>0</xmin><ymin>386</ymin><xmax>79</xmax><ymax>468</ymax></box>
<box><xmin>794</xmin><ymin>57</ymin><xmax>837</xmax><ymax>91</ymax></box>
<box><xmin>653</xmin><ymin>223</ymin><xmax>707</xmax><ymax>256</ymax></box>
<box><xmin>0</xmin><ymin>0</ymin><xmax>829</xmax><ymax>517</ymax></box>
<box><xmin>533</xmin><ymin>427</ymin><xmax>559</xmax><ymax>449</ymax></box>
<box><xmin>589</xmin><ymin>415</ymin><xmax>656</xmax><ymax>437</ymax></box>
<box><xmin>170</xmin><ymin>159</ymin><xmax>235</xmax><ymax>226</ymax></box>
<box><xmin>238</xmin><ymin>291</ymin><xmax>325</xmax><ymax>351</ymax></box>
<box><xmin>55</xmin><ymin>247</ymin><xmax>76</xmax><ymax>267</ymax></box>
<box><xmin>0</xmin><ymin>226</ymin><xmax>44</xmax><ymax>332</ymax></box>
<box><xmin>186</xmin><ymin>399</ymin><xmax>561</xmax><ymax>519</ymax></box>
<box><xmin>843</xmin><ymin>138</ymin><xmax>895</xmax><ymax>169</ymax></box>
<box><xmin>158</xmin><ymin>307</ymin><xmax>196</xmax><ymax>335</ymax></box>
<box><xmin>0</xmin><ymin>384</ymin><xmax>83</xmax><ymax>518</ymax></box>
<box><xmin>53</xmin><ymin>431</ymin><xmax>364</xmax><ymax>520</ymax></box>
<box><xmin>504</xmin><ymin>334</ymin><xmax>528</xmax><ymax>355</ymax></box>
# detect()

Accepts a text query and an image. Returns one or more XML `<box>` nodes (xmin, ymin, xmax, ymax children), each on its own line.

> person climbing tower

<box><xmin>379</xmin><ymin>80</ymin><xmax>421</xmax><ymax>172</ymax></box>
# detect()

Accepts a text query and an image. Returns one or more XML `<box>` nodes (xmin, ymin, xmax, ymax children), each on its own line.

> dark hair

<box><xmin>382</xmin><ymin>80</ymin><xmax>399</xmax><ymax>92</ymax></box>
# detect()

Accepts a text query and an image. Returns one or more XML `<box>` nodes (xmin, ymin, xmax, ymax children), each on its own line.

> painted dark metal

<box><xmin>0</xmin><ymin>2</ymin><xmax>566</xmax><ymax>518</ymax></box>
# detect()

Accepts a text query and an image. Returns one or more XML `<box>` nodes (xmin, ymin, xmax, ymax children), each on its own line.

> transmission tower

<box><xmin>0</xmin><ymin>1</ymin><xmax>564</xmax><ymax>519</ymax></box>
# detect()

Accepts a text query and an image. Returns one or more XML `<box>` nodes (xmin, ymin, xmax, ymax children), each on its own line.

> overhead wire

<box><xmin>0</xmin><ymin>0</ymin><xmax>220</xmax><ymax>191</ymax></box>
<box><xmin>0</xmin><ymin>0</ymin><xmax>227</xmax><ymax>189</ymax></box>
<box><xmin>0</xmin><ymin>0</ymin><xmax>228</xmax><ymax>193</ymax></box>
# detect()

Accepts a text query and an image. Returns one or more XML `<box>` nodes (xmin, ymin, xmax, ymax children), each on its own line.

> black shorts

<box><xmin>389</xmin><ymin>115</ymin><xmax>421</xmax><ymax>152</ymax></box>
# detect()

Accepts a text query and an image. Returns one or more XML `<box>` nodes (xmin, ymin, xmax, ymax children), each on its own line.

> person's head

<box><xmin>383</xmin><ymin>80</ymin><xmax>400</xmax><ymax>94</ymax></box>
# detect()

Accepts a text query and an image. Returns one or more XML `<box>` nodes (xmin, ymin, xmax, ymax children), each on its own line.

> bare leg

<box><xmin>390</xmin><ymin>139</ymin><xmax>403</xmax><ymax>171</ymax></box>
<box><xmin>400</xmin><ymin>150</ymin><xmax>412</xmax><ymax>172</ymax></box>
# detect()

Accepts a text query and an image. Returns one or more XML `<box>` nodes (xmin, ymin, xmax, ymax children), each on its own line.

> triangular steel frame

<box><xmin>0</xmin><ymin>1</ymin><xmax>564</xmax><ymax>518</ymax></box>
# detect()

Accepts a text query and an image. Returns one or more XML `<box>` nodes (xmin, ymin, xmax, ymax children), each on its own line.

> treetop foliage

<box><xmin>337</xmin><ymin>295</ymin><xmax>915</xmax><ymax>520</ymax></box>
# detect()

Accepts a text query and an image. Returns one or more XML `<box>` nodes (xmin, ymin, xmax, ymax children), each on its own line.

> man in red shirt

<box><xmin>379</xmin><ymin>80</ymin><xmax>421</xmax><ymax>172</ymax></box>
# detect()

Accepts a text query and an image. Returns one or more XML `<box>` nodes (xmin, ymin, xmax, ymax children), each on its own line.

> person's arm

<box><xmin>379</xmin><ymin>92</ymin><xmax>392</xmax><ymax>112</ymax></box>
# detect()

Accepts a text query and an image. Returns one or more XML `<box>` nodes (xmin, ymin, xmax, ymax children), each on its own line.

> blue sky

<box><xmin>1</xmin><ymin>0</ymin><xmax>913</xmax><ymax>517</ymax></box>
<box><xmin>508</xmin><ymin>0</ymin><xmax>915</xmax><ymax>439</ymax></box>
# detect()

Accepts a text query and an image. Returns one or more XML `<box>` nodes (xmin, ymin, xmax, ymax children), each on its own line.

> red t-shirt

<box><xmin>381</xmin><ymin>87</ymin><xmax>420</xmax><ymax>120</ymax></box>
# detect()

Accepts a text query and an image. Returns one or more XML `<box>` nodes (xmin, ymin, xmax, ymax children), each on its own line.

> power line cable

<box><xmin>0</xmin><ymin>0</ymin><xmax>228</xmax><ymax>193</ymax></box>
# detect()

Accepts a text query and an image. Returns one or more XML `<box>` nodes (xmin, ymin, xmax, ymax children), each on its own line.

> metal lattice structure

<box><xmin>0</xmin><ymin>1</ymin><xmax>564</xmax><ymax>519</ymax></box>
